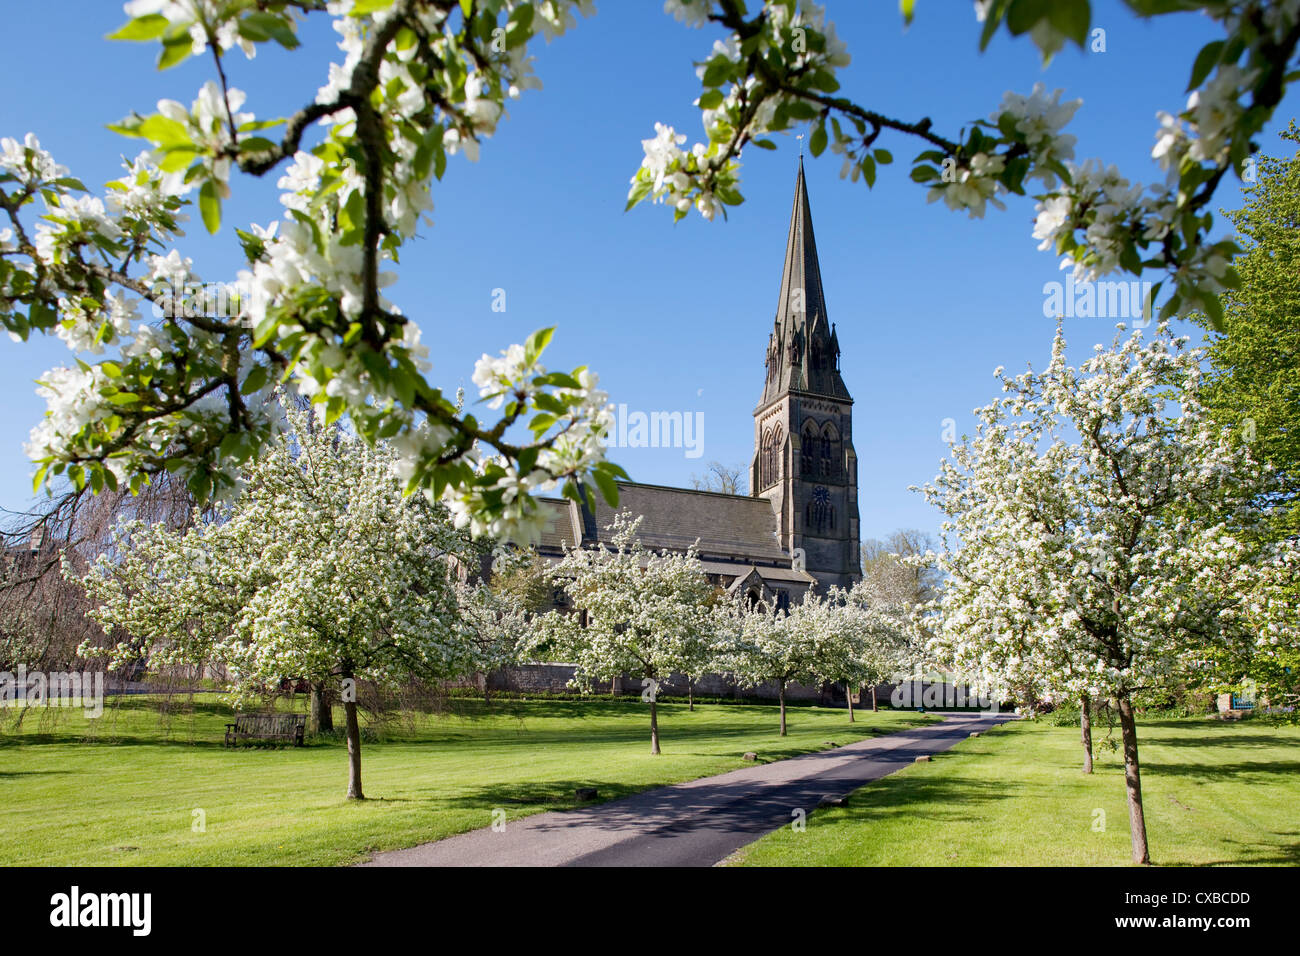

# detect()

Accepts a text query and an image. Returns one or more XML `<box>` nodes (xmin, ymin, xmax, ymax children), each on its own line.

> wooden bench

<box><xmin>224</xmin><ymin>713</ymin><xmax>306</xmax><ymax>748</ymax></box>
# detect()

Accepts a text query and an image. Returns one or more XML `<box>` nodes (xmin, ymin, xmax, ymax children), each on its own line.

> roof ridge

<box><xmin>610</xmin><ymin>480</ymin><xmax>761</xmax><ymax>502</ymax></box>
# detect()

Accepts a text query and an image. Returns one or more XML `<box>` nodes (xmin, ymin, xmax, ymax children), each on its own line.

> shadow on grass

<box><xmin>0</xmin><ymin>734</ymin><xmax>293</xmax><ymax>750</ymax></box>
<box><xmin>0</xmin><ymin>769</ymin><xmax>72</xmax><ymax>778</ymax></box>
<box><xmin>1142</xmin><ymin>760</ymin><xmax>1300</xmax><ymax>781</ymax></box>
<box><xmin>1143</xmin><ymin>730</ymin><xmax>1300</xmax><ymax>749</ymax></box>
<box><xmin>1192</xmin><ymin>836</ymin><xmax>1300</xmax><ymax>866</ymax></box>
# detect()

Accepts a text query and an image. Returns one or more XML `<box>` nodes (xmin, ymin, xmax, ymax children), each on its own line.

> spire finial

<box><xmin>797</xmin><ymin>133</ymin><xmax>803</xmax><ymax>162</ymax></box>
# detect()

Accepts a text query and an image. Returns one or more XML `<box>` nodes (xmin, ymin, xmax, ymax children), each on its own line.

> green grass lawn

<box><xmin>0</xmin><ymin>694</ymin><xmax>931</xmax><ymax>866</ymax></box>
<box><xmin>729</xmin><ymin>716</ymin><xmax>1300</xmax><ymax>867</ymax></box>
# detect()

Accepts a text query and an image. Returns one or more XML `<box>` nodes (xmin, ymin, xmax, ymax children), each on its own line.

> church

<box><xmin>533</xmin><ymin>159</ymin><xmax>862</xmax><ymax>604</ymax></box>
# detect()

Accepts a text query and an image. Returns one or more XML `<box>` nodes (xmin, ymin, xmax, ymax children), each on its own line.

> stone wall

<box><xmin>479</xmin><ymin>663</ymin><xmax>898</xmax><ymax>707</ymax></box>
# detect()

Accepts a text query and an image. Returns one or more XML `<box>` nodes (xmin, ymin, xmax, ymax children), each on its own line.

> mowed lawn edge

<box><xmin>0</xmin><ymin>695</ymin><xmax>936</xmax><ymax>867</ymax></box>
<box><xmin>726</xmin><ymin>717</ymin><xmax>1300</xmax><ymax>867</ymax></box>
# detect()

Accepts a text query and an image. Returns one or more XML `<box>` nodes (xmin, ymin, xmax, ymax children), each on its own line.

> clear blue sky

<box><xmin>2</xmin><ymin>1</ymin><xmax>1296</xmax><ymax>540</ymax></box>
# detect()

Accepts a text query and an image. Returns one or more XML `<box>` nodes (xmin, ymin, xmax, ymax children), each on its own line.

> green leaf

<box><xmin>219</xmin><ymin>432</ymin><xmax>245</xmax><ymax>460</ymax></box>
<box><xmin>979</xmin><ymin>4</ymin><xmax>1003</xmax><ymax>51</ymax></box>
<box><xmin>591</xmin><ymin>469</ymin><xmax>619</xmax><ymax>507</ymax></box>
<box><xmin>1048</xmin><ymin>0</ymin><xmax>1091</xmax><ymax>47</ymax></box>
<box><xmin>1141</xmin><ymin>281</ymin><xmax>1162</xmax><ymax>322</ymax></box>
<box><xmin>534</xmin><ymin>371</ymin><xmax>582</xmax><ymax>389</ymax></box>
<box><xmin>861</xmin><ymin>154</ymin><xmax>877</xmax><ymax>188</ymax></box>
<box><xmin>108</xmin><ymin>14</ymin><xmax>170</xmax><ymax>41</ymax></box>
<box><xmin>242</xmin><ymin>11</ymin><xmax>299</xmax><ymax>49</ymax></box>
<box><xmin>524</xmin><ymin>326</ymin><xmax>554</xmax><ymax>366</ymax></box>
<box><xmin>238</xmin><ymin>136</ymin><xmax>278</xmax><ymax>155</ymax></box>
<box><xmin>240</xmin><ymin>365</ymin><xmax>270</xmax><ymax>395</ymax></box>
<box><xmin>506</xmin><ymin>2</ymin><xmax>535</xmax><ymax>47</ymax></box>
<box><xmin>238</xmin><ymin>118</ymin><xmax>286</xmax><ymax>132</ymax></box>
<box><xmin>809</xmin><ymin>124</ymin><xmax>827</xmax><ymax>158</ymax></box>
<box><xmin>625</xmin><ymin>177</ymin><xmax>652</xmax><ymax>211</ymax></box>
<box><xmin>1120</xmin><ymin>243</ymin><xmax>1142</xmax><ymax>276</ymax></box>
<box><xmin>1159</xmin><ymin>293</ymin><xmax>1181</xmax><ymax>321</ymax></box>
<box><xmin>532</xmin><ymin>393</ymin><xmax>567</xmax><ymax>416</ymax></box>
<box><xmin>716</xmin><ymin>186</ymin><xmax>744</xmax><ymax>206</ymax></box>
<box><xmin>158</xmin><ymin>33</ymin><xmax>193</xmax><ymax>70</ymax></box>
<box><xmin>808</xmin><ymin>70</ymin><xmax>840</xmax><ymax>93</ymax></box>
<box><xmin>561</xmin><ymin>477</ymin><xmax>583</xmax><ymax>505</ymax></box>
<box><xmin>434</xmin><ymin>138</ymin><xmax>447</xmax><ymax>181</ymax></box>
<box><xmin>1203</xmin><ymin>292</ymin><xmax>1225</xmax><ymax>331</ymax></box>
<box><xmin>187</xmin><ymin>469</ymin><xmax>212</xmax><ymax>502</ymax></box>
<box><xmin>698</xmin><ymin>89</ymin><xmax>724</xmax><ymax>110</ymax></box>
<box><xmin>158</xmin><ymin>149</ymin><xmax>198</xmax><ymax>173</ymax></box>
<box><xmin>138</xmin><ymin>114</ymin><xmax>192</xmax><ymax>148</ymax></box>
<box><xmin>1006</xmin><ymin>0</ymin><xmax>1052</xmax><ymax>36</ymax></box>
<box><xmin>701</xmin><ymin>58</ymin><xmax>731</xmax><ymax>88</ymax></box>
<box><xmin>1188</xmin><ymin>40</ymin><xmax>1225</xmax><ymax>92</ymax></box>
<box><xmin>199</xmin><ymin>180</ymin><xmax>221</xmax><ymax>234</ymax></box>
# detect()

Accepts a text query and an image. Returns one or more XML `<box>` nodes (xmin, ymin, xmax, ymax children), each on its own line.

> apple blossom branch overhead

<box><xmin>2</xmin><ymin>0</ymin><xmax>1300</xmax><ymax>542</ymax></box>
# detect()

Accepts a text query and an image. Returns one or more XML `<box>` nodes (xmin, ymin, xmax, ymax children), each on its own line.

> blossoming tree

<box><xmin>720</xmin><ymin>593</ymin><xmax>825</xmax><ymax>736</ymax></box>
<box><xmin>453</xmin><ymin>544</ymin><xmax>533</xmax><ymax>703</ymax></box>
<box><xmin>78</xmin><ymin>397</ymin><xmax>503</xmax><ymax>799</ymax></box>
<box><xmin>843</xmin><ymin>582</ymin><xmax>921</xmax><ymax>714</ymax></box>
<box><xmin>4</xmin><ymin>0</ymin><xmax>1297</xmax><ymax>541</ymax></box>
<box><xmin>540</xmin><ymin>511</ymin><xmax>717</xmax><ymax>754</ymax></box>
<box><xmin>918</xmin><ymin>322</ymin><xmax>1300</xmax><ymax>863</ymax></box>
<box><xmin>797</xmin><ymin>589</ymin><xmax>871</xmax><ymax>722</ymax></box>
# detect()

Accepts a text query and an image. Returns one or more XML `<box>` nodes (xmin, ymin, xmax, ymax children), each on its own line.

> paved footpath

<box><xmin>360</xmin><ymin>711</ymin><xmax>1017</xmax><ymax>868</ymax></box>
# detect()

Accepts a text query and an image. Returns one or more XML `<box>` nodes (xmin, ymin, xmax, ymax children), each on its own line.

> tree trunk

<box><xmin>483</xmin><ymin>671</ymin><xmax>491</xmax><ymax>705</ymax></box>
<box><xmin>344</xmin><ymin>696</ymin><xmax>364</xmax><ymax>800</ymax></box>
<box><xmin>308</xmin><ymin>681</ymin><xmax>333</xmax><ymax>735</ymax></box>
<box><xmin>1117</xmin><ymin>694</ymin><xmax>1149</xmax><ymax>864</ymax></box>
<box><xmin>779</xmin><ymin>680</ymin><xmax>787</xmax><ymax>737</ymax></box>
<box><xmin>649</xmin><ymin>697</ymin><xmax>660</xmax><ymax>755</ymax></box>
<box><xmin>846</xmin><ymin>683</ymin><xmax>855</xmax><ymax>723</ymax></box>
<box><xmin>1080</xmin><ymin>693</ymin><xmax>1094</xmax><ymax>774</ymax></box>
<box><xmin>871</xmin><ymin>685</ymin><xmax>878</xmax><ymax>712</ymax></box>
<box><xmin>688</xmin><ymin>680</ymin><xmax>694</xmax><ymax>712</ymax></box>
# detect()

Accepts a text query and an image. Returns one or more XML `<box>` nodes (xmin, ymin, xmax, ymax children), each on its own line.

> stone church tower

<box><xmin>750</xmin><ymin>159</ymin><xmax>861</xmax><ymax>591</ymax></box>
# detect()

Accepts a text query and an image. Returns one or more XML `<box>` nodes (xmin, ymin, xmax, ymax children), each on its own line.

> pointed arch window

<box><xmin>759</xmin><ymin>428</ymin><xmax>772</xmax><ymax>489</ymax></box>
<box><xmin>763</xmin><ymin>425</ymin><xmax>783</xmax><ymax>489</ymax></box>
<box><xmin>801</xmin><ymin>421</ymin><xmax>818</xmax><ymax>477</ymax></box>
<box><xmin>820</xmin><ymin>422</ymin><xmax>841</xmax><ymax>480</ymax></box>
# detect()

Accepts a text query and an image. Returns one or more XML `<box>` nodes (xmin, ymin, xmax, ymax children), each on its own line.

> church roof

<box><xmin>761</xmin><ymin>158</ymin><xmax>852</xmax><ymax>407</ymax></box>
<box><xmin>585</xmin><ymin>482</ymin><xmax>788</xmax><ymax>563</ymax></box>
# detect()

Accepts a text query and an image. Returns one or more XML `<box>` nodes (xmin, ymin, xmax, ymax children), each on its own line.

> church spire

<box><xmin>761</xmin><ymin>157</ymin><xmax>850</xmax><ymax>407</ymax></box>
